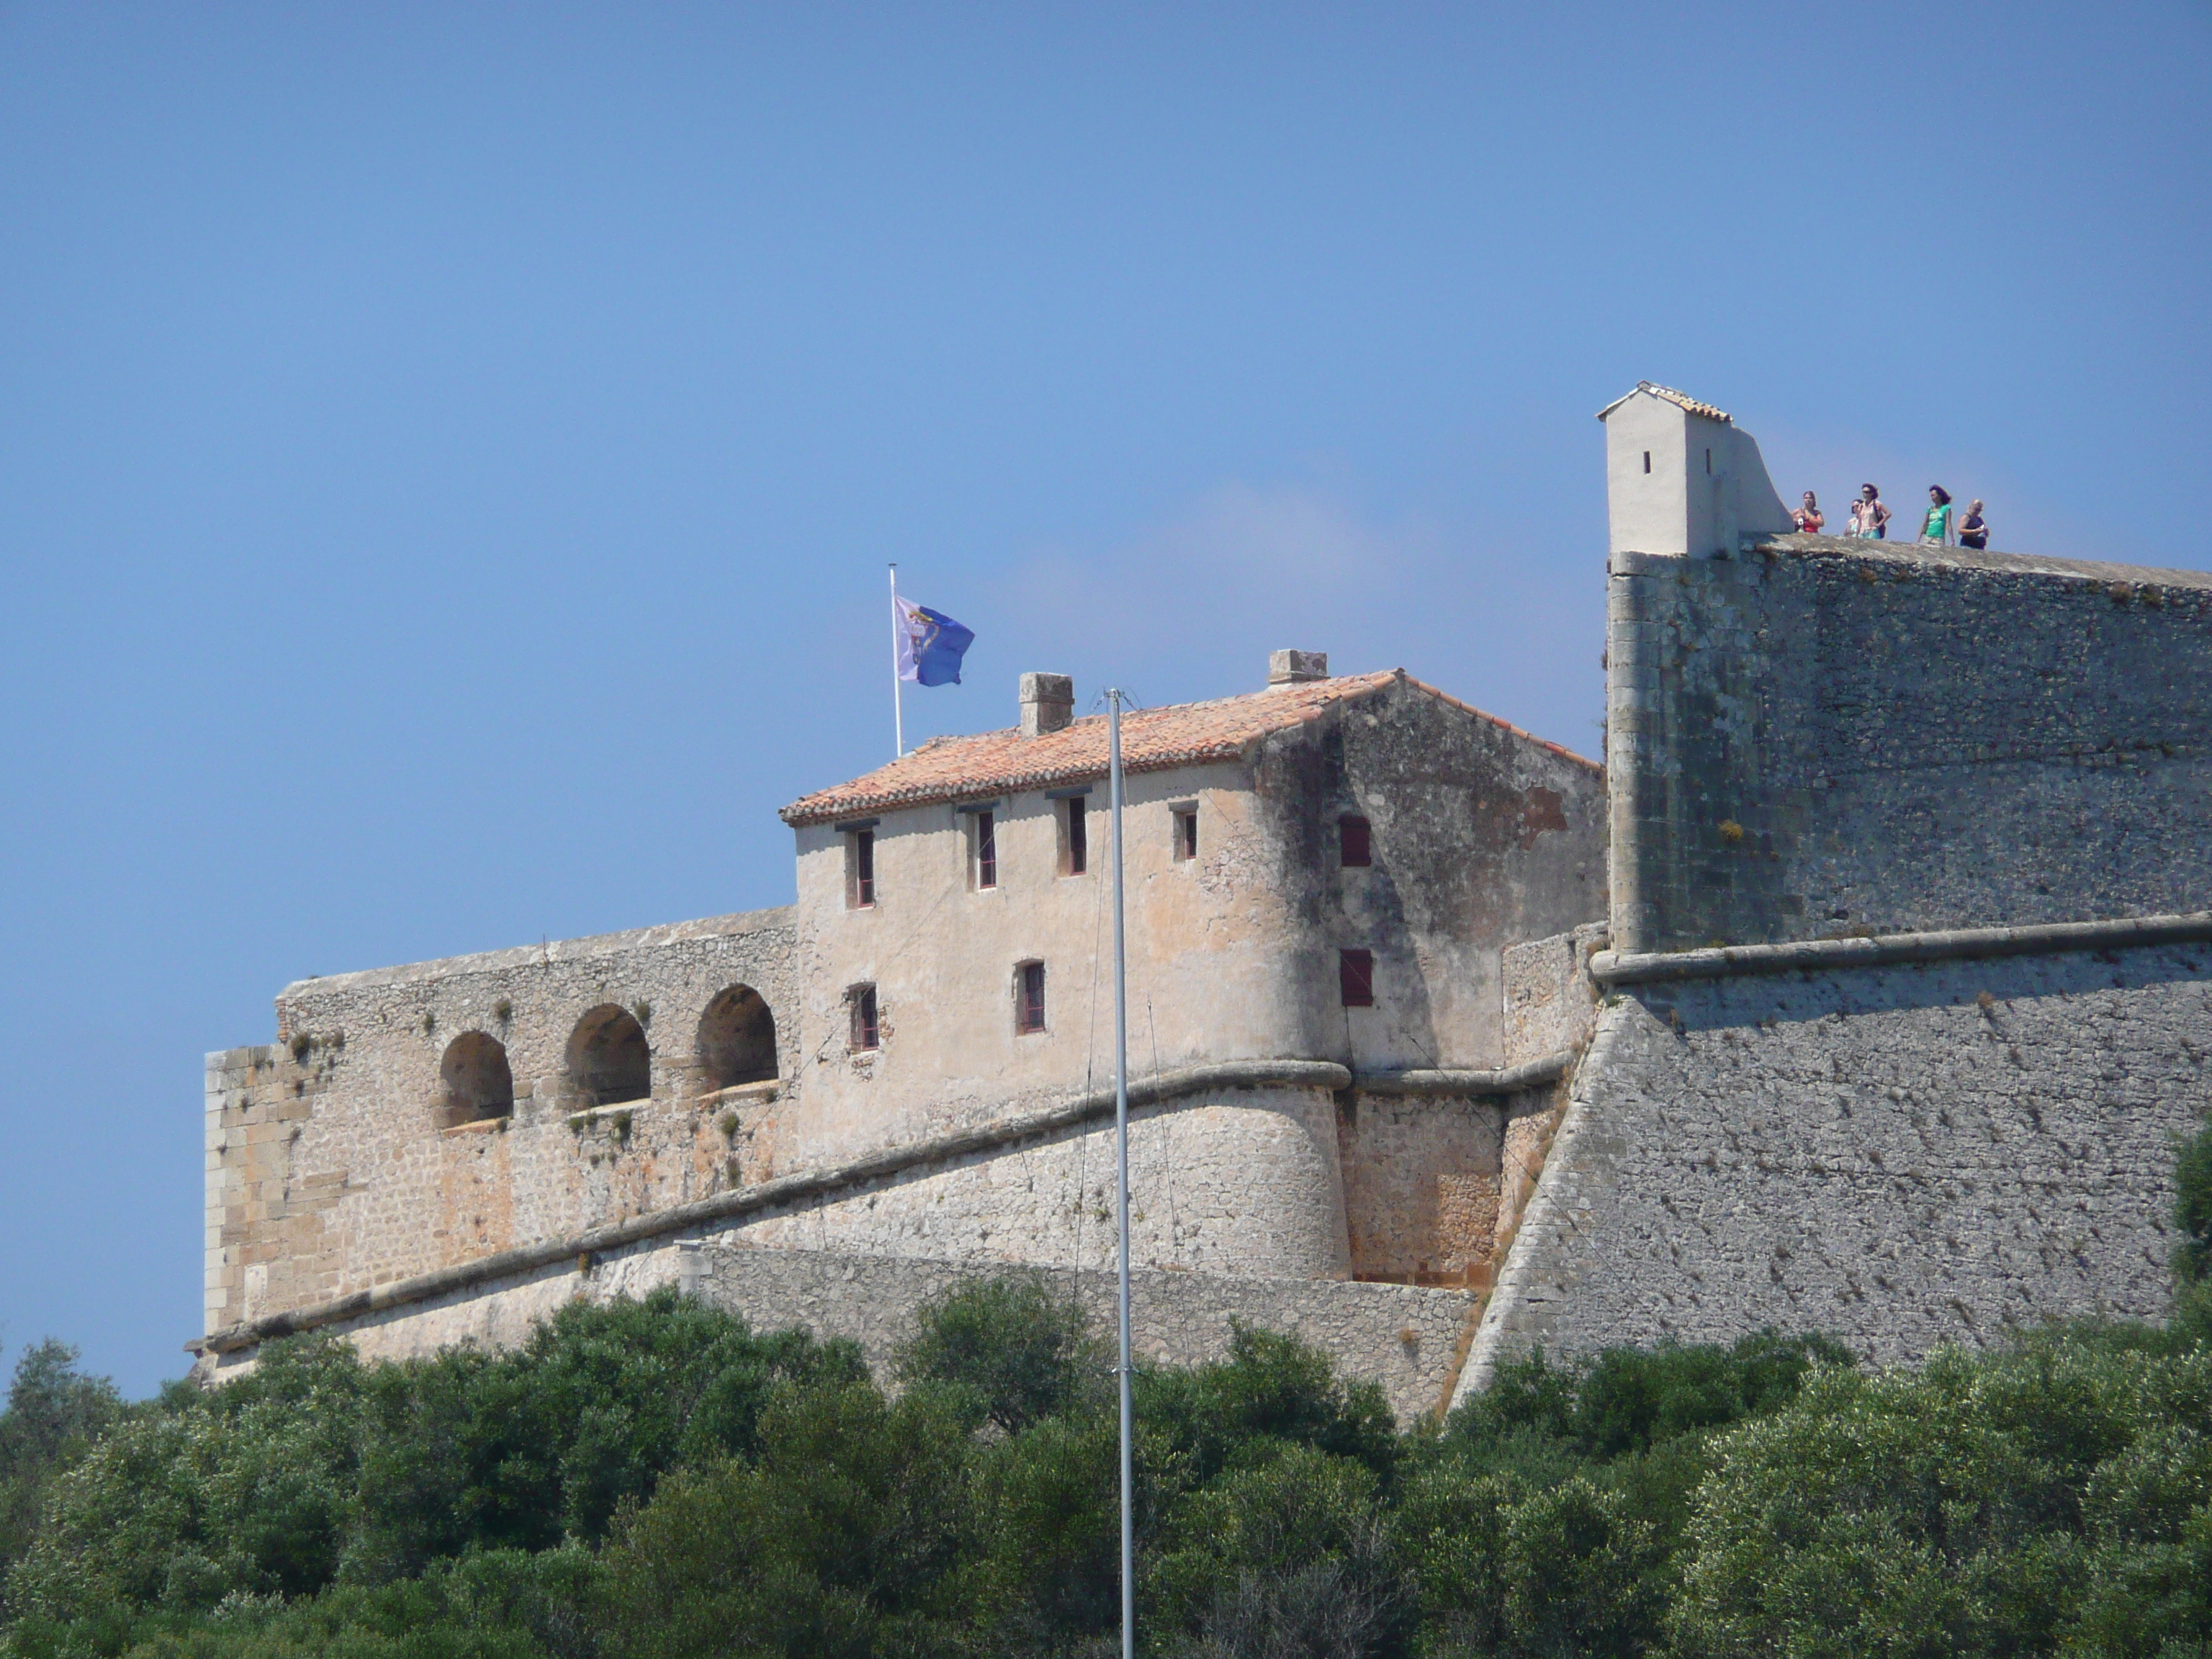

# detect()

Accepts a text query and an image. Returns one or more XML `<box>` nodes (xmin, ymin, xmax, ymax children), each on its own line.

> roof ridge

<box><xmin>780</xmin><ymin>669</ymin><xmax>1403</xmax><ymax>827</ymax></box>
<box><xmin>778</xmin><ymin>667</ymin><xmax>1593</xmax><ymax>827</ymax></box>
<box><xmin>1595</xmin><ymin>380</ymin><xmax>1732</xmax><ymax>424</ymax></box>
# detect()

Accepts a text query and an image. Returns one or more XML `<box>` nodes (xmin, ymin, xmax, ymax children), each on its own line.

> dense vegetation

<box><xmin>2</xmin><ymin>1112</ymin><xmax>2206</xmax><ymax>1659</ymax></box>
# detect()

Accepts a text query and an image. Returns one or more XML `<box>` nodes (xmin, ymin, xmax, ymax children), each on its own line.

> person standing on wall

<box><xmin>1920</xmin><ymin>485</ymin><xmax>1955</xmax><ymax>545</ymax></box>
<box><xmin>1846</xmin><ymin>483</ymin><xmax>1891</xmax><ymax>539</ymax></box>
<box><xmin>1958</xmin><ymin>498</ymin><xmax>1990</xmax><ymax>549</ymax></box>
<box><xmin>1794</xmin><ymin>490</ymin><xmax>1825</xmax><ymax>534</ymax></box>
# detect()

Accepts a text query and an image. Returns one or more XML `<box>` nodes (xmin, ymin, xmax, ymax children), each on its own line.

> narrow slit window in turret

<box><xmin>848</xmin><ymin>829</ymin><xmax>876</xmax><ymax>909</ymax></box>
<box><xmin>974</xmin><ymin>810</ymin><xmax>997</xmax><ymax>889</ymax></box>
<box><xmin>1064</xmin><ymin>795</ymin><xmax>1087</xmax><ymax>874</ymax></box>
<box><xmin>1016</xmin><ymin>961</ymin><xmax>1046</xmax><ymax>1033</ymax></box>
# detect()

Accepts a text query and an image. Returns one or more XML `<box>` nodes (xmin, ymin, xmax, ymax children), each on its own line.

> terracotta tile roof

<box><xmin>781</xmin><ymin>671</ymin><xmax>1597</xmax><ymax>827</ymax></box>
<box><xmin>1595</xmin><ymin>381</ymin><xmax>1732</xmax><ymax>424</ymax></box>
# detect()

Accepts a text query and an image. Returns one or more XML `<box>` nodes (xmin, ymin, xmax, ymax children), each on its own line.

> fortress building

<box><xmin>195</xmin><ymin>386</ymin><xmax>2212</xmax><ymax>1418</ymax></box>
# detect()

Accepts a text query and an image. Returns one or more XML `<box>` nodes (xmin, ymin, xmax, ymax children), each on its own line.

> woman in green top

<box><xmin>1920</xmin><ymin>485</ymin><xmax>1955</xmax><ymax>545</ymax></box>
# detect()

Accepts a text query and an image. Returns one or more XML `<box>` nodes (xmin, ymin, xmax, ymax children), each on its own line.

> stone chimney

<box><xmin>1267</xmin><ymin>649</ymin><xmax>1329</xmax><ymax>686</ymax></box>
<box><xmin>1020</xmin><ymin>673</ymin><xmax>1074</xmax><ymax>737</ymax></box>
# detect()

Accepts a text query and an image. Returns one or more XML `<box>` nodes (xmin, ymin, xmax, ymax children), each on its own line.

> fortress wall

<box><xmin>205</xmin><ymin>1043</ymin><xmax>335</xmax><ymax>1332</ymax></box>
<box><xmin>202</xmin><ymin>1238</ymin><xmax>1480</xmax><ymax>1426</ymax></box>
<box><xmin>1606</xmin><ymin>536</ymin><xmax>2212</xmax><ymax>953</ymax></box>
<box><xmin>209</xmin><ymin>909</ymin><xmax>798</xmax><ymax>1331</ymax></box>
<box><xmin>1458</xmin><ymin>940</ymin><xmax>2212</xmax><ymax>1401</ymax></box>
<box><xmin>724</xmin><ymin>1084</ymin><xmax>1354</xmax><ymax>1281</ymax></box>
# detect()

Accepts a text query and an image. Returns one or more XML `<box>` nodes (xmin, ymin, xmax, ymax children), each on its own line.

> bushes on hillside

<box><xmin>3</xmin><ymin>1107</ymin><xmax>2206</xmax><ymax>1658</ymax></box>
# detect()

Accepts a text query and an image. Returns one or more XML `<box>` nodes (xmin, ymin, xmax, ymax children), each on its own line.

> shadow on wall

<box><xmin>697</xmin><ymin>985</ymin><xmax>778</xmax><ymax>1089</ymax></box>
<box><xmin>436</xmin><ymin>1033</ymin><xmax>515</xmax><ymax>1129</ymax></box>
<box><xmin>1630</xmin><ymin>945</ymin><xmax>2212</xmax><ymax>1037</ymax></box>
<box><xmin>569</xmin><ymin>1004</ymin><xmax>651</xmax><ymax>1108</ymax></box>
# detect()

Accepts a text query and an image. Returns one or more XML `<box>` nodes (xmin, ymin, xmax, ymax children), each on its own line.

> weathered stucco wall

<box><xmin>1262</xmin><ymin>678</ymin><xmax>1606</xmax><ymax>1076</ymax></box>
<box><xmin>781</xmin><ymin>675</ymin><xmax>1601</xmax><ymax>1172</ymax></box>
<box><xmin>1606</xmin><ymin>536</ymin><xmax>2212</xmax><ymax>954</ymax></box>
<box><xmin>206</xmin><ymin>910</ymin><xmax>796</xmax><ymax>1333</ymax></box>
<box><xmin>1460</xmin><ymin>940</ymin><xmax>2212</xmax><ymax>1400</ymax></box>
<box><xmin>788</xmin><ymin>760</ymin><xmax>1292</xmax><ymax>1168</ymax></box>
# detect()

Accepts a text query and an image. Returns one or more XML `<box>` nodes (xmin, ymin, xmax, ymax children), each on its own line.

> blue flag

<box><xmin>894</xmin><ymin>596</ymin><xmax>974</xmax><ymax>687</ymax></box>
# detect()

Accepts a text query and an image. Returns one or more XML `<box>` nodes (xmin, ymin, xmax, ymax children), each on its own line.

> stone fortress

<box><xmin>195</xmin><ymin>385</ymin><xmax>2212</xmax><ymax>1419</ymax></box>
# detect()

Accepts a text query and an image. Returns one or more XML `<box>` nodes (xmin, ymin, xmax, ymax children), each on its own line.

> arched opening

<box><xmin>696</xmin><ymin>985</ymin><xmax>778</xmax><ymax>1091</ymax></box>
<box><xmin>437</xmin><ymin>1031</ymin><xmax>513</xmax><ymax>1128</ymax></box>
<box><xmin>567</xmin><ymin>1004</ymin><xmax>651</xmax><ymax>1108</ymax></box>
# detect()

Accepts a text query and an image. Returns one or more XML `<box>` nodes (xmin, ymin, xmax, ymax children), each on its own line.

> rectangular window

<box><xmin>974</xmin><ymin>810</ymin><xmax>997</xmax><ymax>889</ymax></box>
<box><xmin>849</xmin><ymin>984</ymin><xmax>879</xmax><ymax>1051</ymax></box>
<box><xmin>848</xmin><ymin>829</ymin><xmax>876</xmax><ymax>909</ymax></box>
<box><xmin>1172</xmin><ymin>806</ymin><xmax>1197</xmax><ymax>863</ymax></box>
<box><xmin>1339</xmin><ymin>949</ymin><xmax>1375</xmax><ymax>1008</ymax></box>
<box><xmin>1339</xmin><ymin>814</ymin><xmax>1372</xmax><ymax>868</ymax></box>
<box><xmin>1064</xmin><ymin>795</ymin><xmax>1087</xmax><ymax>875</ymax></box>
<box><xmin>1016</xmin><ymin>961</ymin><xmax>1046</xmax><ymax>1034</ymax></box>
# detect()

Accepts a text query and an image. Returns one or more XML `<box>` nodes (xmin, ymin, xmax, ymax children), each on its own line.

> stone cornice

<box><xmin>1590</xmin><ymin>911</ymin><xmax>2212</xmax><ymax>988</ymax></box>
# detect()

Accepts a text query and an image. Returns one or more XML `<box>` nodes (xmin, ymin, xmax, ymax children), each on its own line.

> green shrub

<box><xmin>896</xmin><ymin>1277</ymin><xmax>1104</xmax><ymax>1435</ymax></box>
<box><xmin>1668</xmin><ymin>1344</ymin><xmax>2212</xmax><ymax>1657</ymax></box>
<box><xmin>0</xmin><ymin>1344</ymin><xmax>125</xmax><ymax>1601</ymax></box>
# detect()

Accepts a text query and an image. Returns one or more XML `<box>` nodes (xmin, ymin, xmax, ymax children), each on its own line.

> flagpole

<box><xmin>1108</xmin><ymin>688</ymin><xmax>1133</xmax><ymax>1659</ymax></box>
<box><xmin>888</xmin><ymin>564</ymin><xmax>905</xmax><ymax>758</ymax></box>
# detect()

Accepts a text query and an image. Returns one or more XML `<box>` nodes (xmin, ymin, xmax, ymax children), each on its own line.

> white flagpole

<box><xmin>888</xmin><ymin>564</ymin><xmax>905</xmax><ymax>759</ymax></box>
<box><xmin>1108</xmin><ymin>688</ymin><xmax>1133</xmax><ymax>1659</ymax></box>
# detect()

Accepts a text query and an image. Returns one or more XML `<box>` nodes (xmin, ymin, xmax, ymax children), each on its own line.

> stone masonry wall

<box><xmin>722</xmin><ymin>1084</ymin><xmax>1354</xmax><ymax>1281</ymax></box>
<box><xmin>208</xmin><ymin>909</ymin><xmax>798</xmax><ymax>1332</ymax></box>
<box><xmin>1459</xmin><ymin>940</ymin><xmax>2212</xmax><ymax>1401</ymax></box>
<box><xmin>1606</xmin><ymin>536</ymin><xmax>2212</xmax><ymax>953</ymax></box>
<box><xmin>204</xmin><ymin>1238</ymin><xmax>1482</xmax><ymax>1426</ymax></box>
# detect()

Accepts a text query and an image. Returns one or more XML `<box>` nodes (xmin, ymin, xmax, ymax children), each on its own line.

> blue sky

<box><xmin>4</xmin><ymin>2</ymin><xmax>2206</xmax><ymax>1393</ymax></box>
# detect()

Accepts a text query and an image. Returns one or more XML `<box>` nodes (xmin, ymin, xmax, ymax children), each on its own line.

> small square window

<box><xmin>1339</xmin><ymin>949</ymin><xmax>1375</xmax><ymax>1008</ymax></box>
<box><xmin>1172</xmin><ymin>806</ymin><xmax>1197</xmax><ymax>863</ymax></box>
<box><xmin>848</xmin><ymin>984</ymin><xmax>879</xmax><ymax>1051</ymax></box>
<box><xmin>973</xmin><ymin>810</ymin><xmax>997</xmax><ymax>890</ymax></box>
<box><xmin>1016</xmin><ymin>961</ymin><xmax>1046</xmax><ymax>1034</ymax></box>
<box><xmin>1063</xmin><ymin>796</ymin><xmax>1087</xmax><ymax>876</ymax></box>
<box><xmin>848</xmin><ymin>830</ymin><xmax>876</xmax><ymax>909</ymax></box>
<box><xmin>1339</xmin><ymin>814</ymin><xmax>1372</xmax><ymax>868</ymax></box>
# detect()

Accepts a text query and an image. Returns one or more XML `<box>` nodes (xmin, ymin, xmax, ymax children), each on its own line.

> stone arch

<box><xmin>437</xmin><ymin>1031</ymin><xmax>513</xmax><ymax>1128</ymax></box>
<box><xmin>567</xmin><ymin>1004</ymin><xmax>651</xmax><ymax>1109</ymax></box>
<box><xmin>696</xmin><ymin>985</ymin><xmax>778</xmax><ymax>1091</ymax></box>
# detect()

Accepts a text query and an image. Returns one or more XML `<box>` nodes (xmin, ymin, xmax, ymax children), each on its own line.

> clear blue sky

<box><xmin>4</xmin><ymin>3</ymin><xmax>2206</xmax><ymax>1394</ymax></box>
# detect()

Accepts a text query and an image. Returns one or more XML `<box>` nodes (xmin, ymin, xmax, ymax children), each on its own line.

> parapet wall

<box><xmin>1460</xmin><ymin>935</ymin><xmax>2212</xmax><ymax>1398</ymax></box>
<box><xmin>205</xmin><ymin>909</ymin><xmax>797</xmax><ymax>1334</ymax></box>
<box><xmin>1606</xmin><ymin>536</ymin><xmax>2212</xmax><ymax>954</ymax></box>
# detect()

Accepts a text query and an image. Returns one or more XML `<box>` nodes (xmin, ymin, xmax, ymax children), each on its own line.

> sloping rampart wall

<box><xmin>1459</xmin><ymin>940</ymin><xmax>2212</xmax><ymax>1400</ymax></box>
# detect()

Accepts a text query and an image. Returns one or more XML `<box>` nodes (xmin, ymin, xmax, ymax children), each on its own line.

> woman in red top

<box><xmin>1794</xmin><ymin>491</ymin><xmax>1825</xmax><ymax>534</ymax></box>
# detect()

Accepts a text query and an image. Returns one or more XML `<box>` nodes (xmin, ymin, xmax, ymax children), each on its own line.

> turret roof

<box><xmin>1595</xmin><ymin>382</ymin><xmax>1732</xmax><ymax>424</ymax></box>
